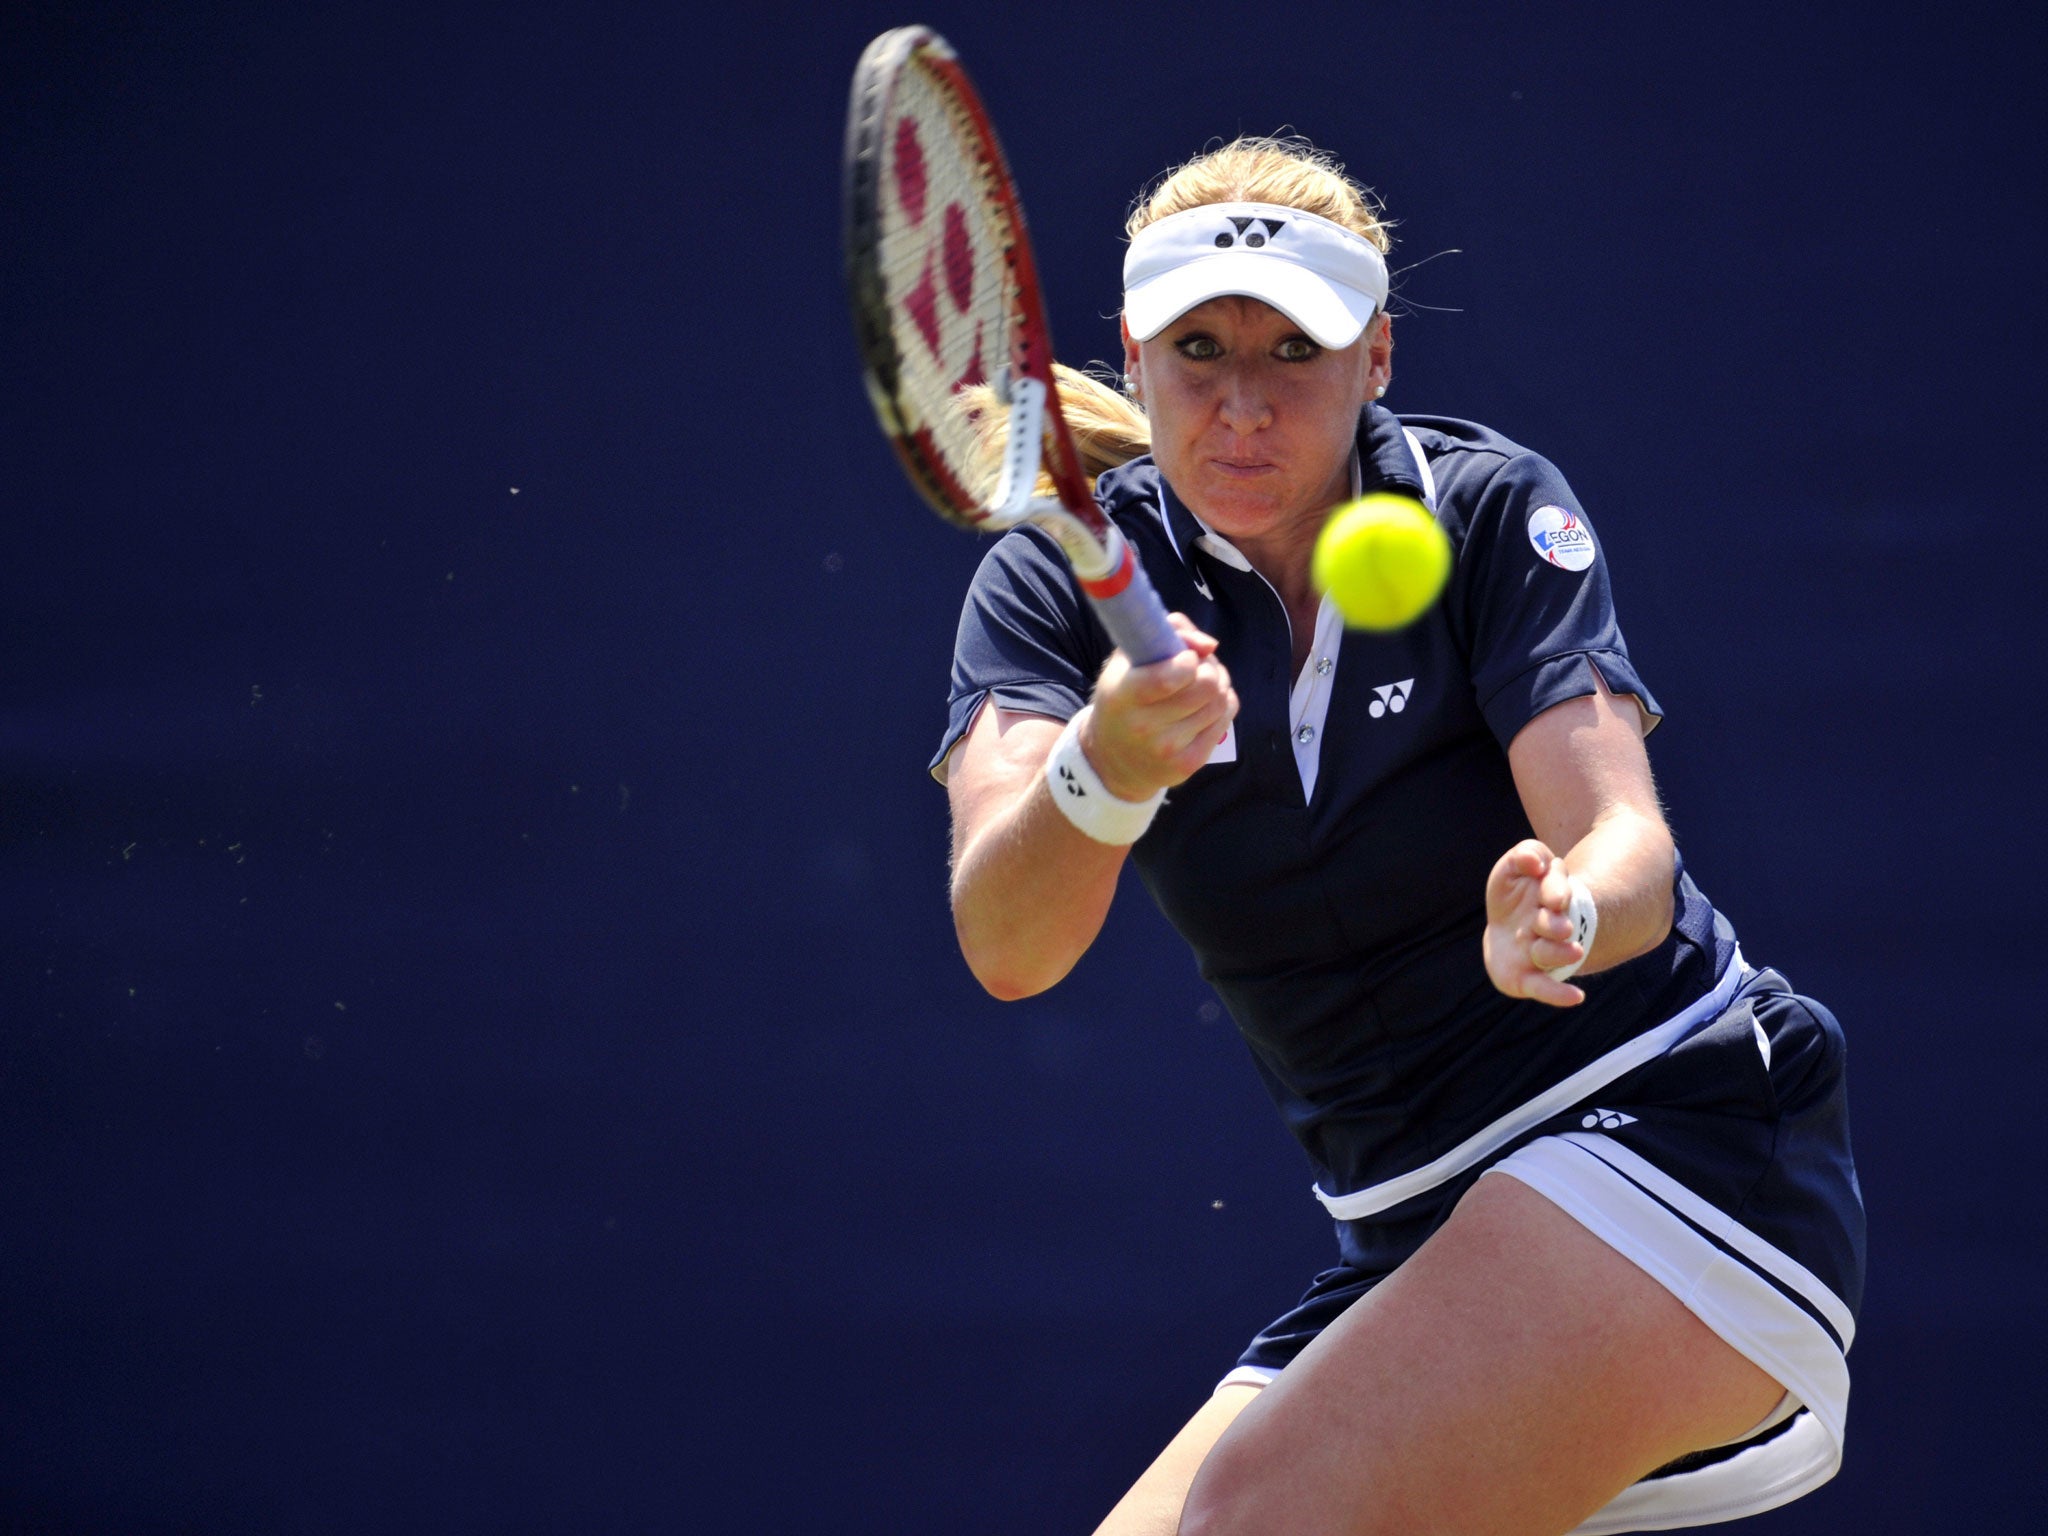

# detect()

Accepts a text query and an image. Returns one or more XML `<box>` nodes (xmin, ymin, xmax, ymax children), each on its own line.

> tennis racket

<box><xmin>841</xmin><ymin>25</ymin><xmax>1183</xmax><ymax>667</ymax></box>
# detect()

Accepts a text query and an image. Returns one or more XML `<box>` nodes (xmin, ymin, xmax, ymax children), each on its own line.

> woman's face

<box><xmin>1124</xmin><ymin>298</ymin><xmax>1391</xmax><ymax>551</ymax></box>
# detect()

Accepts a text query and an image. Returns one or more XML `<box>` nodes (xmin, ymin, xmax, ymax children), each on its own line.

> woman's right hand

<box><xmin>1080</xmin><ymin>612</ymin><xmax>1238</xmax><ymax>801</ymax></box>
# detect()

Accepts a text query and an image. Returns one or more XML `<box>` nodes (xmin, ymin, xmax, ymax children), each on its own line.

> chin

<box><xmin>1190</xmin><ymin>479</ymin><xmax>1293</xmax><ymax>534</ymax></box>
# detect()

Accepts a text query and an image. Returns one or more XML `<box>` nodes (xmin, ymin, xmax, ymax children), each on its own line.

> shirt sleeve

<box><xmin>1447</xmin><ymin>450</ymin><xmax>1663</xmax><ymax>750</ymax></box>
<box><xmin>928</xmin><ymin>526</ymin><xmax>1108</xmax><ymax>781</ymax></box>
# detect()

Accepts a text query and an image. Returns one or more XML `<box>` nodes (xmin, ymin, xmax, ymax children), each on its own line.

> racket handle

<box><xmin>1080</xmin><ymin>543</ymin><xmax>1184</xmax><ymax>666</ymax></box>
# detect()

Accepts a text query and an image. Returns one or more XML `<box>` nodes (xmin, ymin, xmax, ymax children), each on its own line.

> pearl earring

<box><xmin>1374</xmin><ymin>384</ymin><xmax>1387</xmax><ymax>398</ymax></box>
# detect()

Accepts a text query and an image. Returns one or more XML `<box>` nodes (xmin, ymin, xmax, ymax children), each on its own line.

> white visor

<box><xmin>1123</xmin><ymin>202</ymin><xmax>1389</xmax><ymax>350</ymax></box>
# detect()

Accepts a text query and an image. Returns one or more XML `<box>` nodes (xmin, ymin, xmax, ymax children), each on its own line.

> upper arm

<box><xmin>930</xmin><ymin>528</ymin><xmax>1105</xmax><ymax>783</ymax></box>
<box><xmin>1505</xmin><ymin>667</ymin><xmax>1666</xmax><ymax>855</ymax></box>
<box><xmin>1443</xmin><ymin>448</ymin><xmax>1665</xmax><ymax>752</ymax></box>
<box><xmin>944</xmin><ymin>699</ymin><xmax>1066</xmax><ymax>865</ymax></box>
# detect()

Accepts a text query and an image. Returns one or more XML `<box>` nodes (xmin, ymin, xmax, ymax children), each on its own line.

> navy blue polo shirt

<box><xmin>933</xmin><ymin>403</ymin><xmax>1735</xmax><ymax>1206</ymax></box>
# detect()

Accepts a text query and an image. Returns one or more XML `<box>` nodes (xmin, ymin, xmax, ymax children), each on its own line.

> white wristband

<box><xmin>1544</xmin><ymin>875</ymin><xmax>1599</xmax><ymax>981</ymax></box>
<box><xmin>1045</xmin><ymin>709</ymin><xmax>1165</xmax><ymax>845</ymax></box>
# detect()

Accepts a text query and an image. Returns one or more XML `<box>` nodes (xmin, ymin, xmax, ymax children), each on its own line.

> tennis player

<box><xmin>932</xmin><ymin>138</ymin><xmax>1864</xmax><ymax>1535</ymax></box>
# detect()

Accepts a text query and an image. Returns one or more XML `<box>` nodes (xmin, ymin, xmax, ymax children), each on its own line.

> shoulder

<box><xmin>1094</xmin><ymin>455</ymin><xmax>1167</xmax><ymax>539</ymax></box>
<box><xmin>962</xmin><ymin>452</ymin><xmax>1180</xmax><ymax>635</ymax></box>
<box><xmin>966</xmin><ymin>453</ymin><xmax>1176</xmax><ymax>613</ymax></box>
<box><xmin>1399</xmin><ymin>414</ymin><xmax>1536</xmax><ymax>463</ymax></box>
<box><xmin>1093</xmin><ymin>454</ymin><xmax>1203</xmax><ymax>585</ymax></box>
<box><xmin>966</xmin><ymin>517</ymin><xmax>1078</xmax><ymax>607</ymax></box>
<box><xmin>1400</xmin><ymin>414</ymin><xmax>1562</xmax><ymax>491</ymax></box>
<box><xmin>1399</xmin><ymin>415</ymin><xmax>1585</xmax><ymax>546</ymax></box>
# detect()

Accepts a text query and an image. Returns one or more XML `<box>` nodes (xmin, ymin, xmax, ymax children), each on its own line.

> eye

<box><xmin>1174</xmin><ymin>334</ymin><xmax>1222</xmax><ymax>362</ymax></box>
<box><xmin>1276</xmin><ymin>336</ymin><xmax>1322</xmax><ymax>363</ymax></box>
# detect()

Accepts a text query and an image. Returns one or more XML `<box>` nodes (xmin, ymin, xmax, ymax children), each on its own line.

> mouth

<box><xmin>1209</xmin><ymin>458</ymin><xmax>1276</xmax><ymax>479</ymax></box>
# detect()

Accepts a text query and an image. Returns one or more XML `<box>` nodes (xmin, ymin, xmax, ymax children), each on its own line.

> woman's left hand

<box><xmin>1483</xmin><ymin>838</ymin><xmax>1587</xmax><ymax>1007</ymax></box>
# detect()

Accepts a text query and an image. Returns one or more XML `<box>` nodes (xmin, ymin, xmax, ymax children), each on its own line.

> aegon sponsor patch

<box><xmin>1527</xmin><ymin>504</ymin><xmax>1595</xmax><ymax>571</ymax></box>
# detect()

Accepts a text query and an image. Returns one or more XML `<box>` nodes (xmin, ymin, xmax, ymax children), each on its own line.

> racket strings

<box><xmin>875</xmin><ymin>59</ymin><xmax>1018</xmax><ymax>512</ymax></box>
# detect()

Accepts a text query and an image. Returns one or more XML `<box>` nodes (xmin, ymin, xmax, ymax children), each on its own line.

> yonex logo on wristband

<box><xmin>1045</xmin><ymin>711</ymin><xmax>1164</xmax><ymax>844</ymax></box>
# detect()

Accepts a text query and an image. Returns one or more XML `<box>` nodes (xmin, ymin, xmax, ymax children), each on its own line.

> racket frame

<box><xmin>842</xmin><ymin>26</ymin><xmax>1181</xmax><ymax>664</ymax></box>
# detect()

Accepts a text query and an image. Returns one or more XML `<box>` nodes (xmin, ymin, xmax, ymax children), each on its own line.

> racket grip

<box><xmin>1082</xmin><ymin>549</ymin><xmax>1184</xmax><ymax>666</ymax></box>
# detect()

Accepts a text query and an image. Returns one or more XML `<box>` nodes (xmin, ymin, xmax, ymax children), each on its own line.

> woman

<box><xmin>933</xmin><ymin>138</ymin><xmax>1863</xmax><ymax>1536</ymax></box>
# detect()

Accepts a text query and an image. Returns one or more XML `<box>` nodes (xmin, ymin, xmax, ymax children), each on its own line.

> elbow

<box><xmin>1642</xmin><ymin>820</ymin><xmax>1677</xmax><ymax>950</ymax></box>
<box><xmin>1594</xmin><ymin>815</ymin><xmax>1676</xmax><ymax>967</ymax></box>
<box><xmin>957</xmin><ymin>936</ymin><xmax>1064</xmax><ymax>1002</ymax></box>
<box><xmin>1623</xmin><ymin>876</ymin><xmax>1676</xmax><ymax>966</ymax></box>
<box><xmin>953</xmin><ymin>916</ymin><xmax>1069</xmax><ymax>1002</ymax></box>
<box><xmin>975</xmin><ymin>970</ymin><xmax>1045</xmax><ymax>1003</ymax></box>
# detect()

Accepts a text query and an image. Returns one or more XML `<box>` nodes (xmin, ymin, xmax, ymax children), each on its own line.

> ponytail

<box><xmin>1049</xmin><ymin>365</ymin><xmax>1152</xmax><ymax>482</ymax></box>
<box><xmin>954</xmin><ymin>363</ymin><xmax>1153</xmax><ymax>496</ymax></box>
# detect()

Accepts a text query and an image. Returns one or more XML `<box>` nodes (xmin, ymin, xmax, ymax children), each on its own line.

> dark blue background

<box><xmin>3</xmin><ymin>2</ymin><xmax>2040</xmax><ymax>1531</ymax></box>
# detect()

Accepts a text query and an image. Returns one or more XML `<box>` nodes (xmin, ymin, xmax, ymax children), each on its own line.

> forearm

<box><xmin>1494</xmin><ymin>681</ymin><xmax>1678</xmax><ymax>1005</ymax></box>
<box><xmin>950</xmin><ymin>771</ymin><xmax>1128</xmax><ymax>1000</ymax></box>
<box><xmin>1559</xmin><ymin>805</ymin><xmax>1675</xmax><ymax>975</ymax></box>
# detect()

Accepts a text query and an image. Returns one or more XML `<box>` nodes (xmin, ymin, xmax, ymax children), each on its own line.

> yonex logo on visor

<box><xmin>1217</xmin><ymin>215</ymin><xmax>1286</xmax><ymax>247</ymax></box>
<box><xmin>1124</xmin><ymin>202</ymin><xmax>1389</xmax><ymax>350</ymax></box>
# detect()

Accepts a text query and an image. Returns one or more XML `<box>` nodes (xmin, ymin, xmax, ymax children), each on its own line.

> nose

<box><xmin>1216</xmin><ymin>363</ymin><xmax>1272</xmax><ymax>437</ymax></box>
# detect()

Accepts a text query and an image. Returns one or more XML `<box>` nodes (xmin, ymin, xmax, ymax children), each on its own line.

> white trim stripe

<box><xmin>1567</xmin><ymin>1412</ymin><xmax>1838</xmax><ymax>1534</ymax></box>
<box><xmin>1155</xmin><ymin>490</ymin><xmax>1184</xmax><ymax>565</ymax></box>
<box><xmin>1561</xmin><ymin>1131</ymin><xmax>1857</xmax><ymax>1352</ymax></box>
<box><xmin>1210</xmin><ymin>1362</ymin><xmax>1837</xmax><ymax>1534</ymax></box>
<box><xmin>1401</xmin><ymin>427</ymin><xmax>1438</xmax><ymax>511</ymax></box>
<box><xmin>1215</xmin><ymin>1364</ymin><xmax>1278</xmax><ymax>1393</ymax></box>
<box><xmin>1314</xmin><ymin>953</ymin><xmax>1749</xmax><ymax>1220</ymax></box>
<box><xmin>1488</xmin><ymin>1137</ymin><xmax>1849</xmax><ymax>1455</ymax></box>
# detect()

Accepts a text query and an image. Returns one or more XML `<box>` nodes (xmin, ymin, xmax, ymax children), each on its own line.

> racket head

<box><xmin>842</xmin><ymin>26</ymin><xmax>1098</xmax><ymax>533</ymax></box>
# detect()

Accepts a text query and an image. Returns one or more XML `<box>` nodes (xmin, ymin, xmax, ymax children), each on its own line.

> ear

<box><xmin>1364</xmin><ymin>313</ymin><xmax>1394</xmax><ymax>400</ymax></box>
<box><xmin>1119</xmin><ymin>314</ymin><xmax>1141</xmax><ymax>384</ymax></box>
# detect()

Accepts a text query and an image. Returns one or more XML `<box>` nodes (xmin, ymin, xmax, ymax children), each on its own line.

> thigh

<box><xmin>1091</xmin><ymin>1384</ymin><xmax>1262</xmax><ymax>1536</ymax></box>
<box><xmin>1178</xmin><ymin>1173</ymin><xmax>1783</xmax><ymax>1536</ymax></box>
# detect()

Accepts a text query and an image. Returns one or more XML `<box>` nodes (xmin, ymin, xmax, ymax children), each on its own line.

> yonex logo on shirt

<box><xmin>1581</xmin><ymin>1108</ymin><xmax>1638</xmax><ymax>1130</ymax></box>
<box><xmin>1368</xmin><ymin>679</ymin><xmax>1414</xmax><ymax>718</ymax></box>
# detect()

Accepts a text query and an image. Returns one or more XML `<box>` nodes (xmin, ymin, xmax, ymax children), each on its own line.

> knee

<box><xmin>1174</xmin><ymin>1437</ymin><xmax>1264</xmax><ymax>1536</ymax></box>
<box><xmin>1174</xmin><ymin>1481</ymin><xmax>1239</xmax><ymax>1536</ymax></box>
<box><xmin>1179</xmin><ymin>1433</ymin><xmax>1403</xmax><ymax>1536</ymax></box>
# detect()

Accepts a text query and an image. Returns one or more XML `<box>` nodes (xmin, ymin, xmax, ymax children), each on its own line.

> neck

<box><xmin>1230</xmin><ymin>450</ymin><xmax>1354</xmax><ymax>612</ymax></box>
<box><xmin>1233</xmin><ymin>520</ymin><xmax>1324</xmax><ymax>615</ymax></box>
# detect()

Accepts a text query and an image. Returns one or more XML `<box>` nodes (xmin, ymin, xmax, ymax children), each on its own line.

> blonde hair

<box><xmin>1126</xmin><ymin>136</ymin><xmax>1391</xmax><ymax>253</ymax></box>
<box><xmin>957</xmin><ymin>136</ymin><xmax>1391</xmax><ymax>492</ymax></box>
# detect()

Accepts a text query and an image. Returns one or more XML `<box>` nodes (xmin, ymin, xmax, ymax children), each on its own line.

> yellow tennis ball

<box><xmin>1311</xmin><ymin>493</ymin><xmax>1452</xmax><ymax>631</ymax></box>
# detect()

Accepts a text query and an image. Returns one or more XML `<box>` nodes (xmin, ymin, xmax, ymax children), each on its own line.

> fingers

<box><xmin>1166</xmin><ymin>610</ymin><xmax>1220</xmax><ymax>658</ymax></box>
<box><xmin>1515</xmin><ymin>969</ymin><xmax>1587</xmax><ymax>1008</ymax></box>
<box><xmin>1117</xmin><ymin>643</ymin><xmax>1222</xmax><ymax>707</ymax></box>
<box><xmin>1484</xmin><ymin>839</ymin><xmax>1553</xmax><ymax>919</ymax></box>
<box><xmin>1086</xmin><ymin>621</ymin><xmax>1238</xmax><ymax>798</ymax></box>
<box><xmin>1482</xmin><ymin>838</ymin><xmax>1586</xmax><ymax>1008</ymax></box>
<box><xmin>1483</xmin><ymin>932</ymin><xmax>1586</xmax><ymax>1007</ymax></box>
